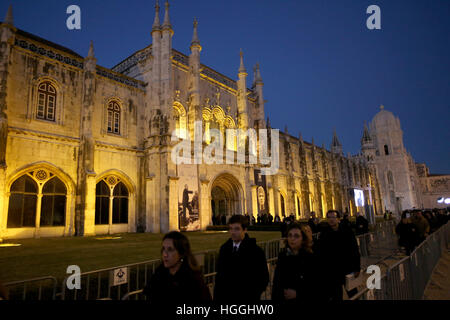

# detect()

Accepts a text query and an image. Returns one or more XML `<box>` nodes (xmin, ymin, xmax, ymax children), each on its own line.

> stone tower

<box><xmin>367</xmin><ymin>105</ymin><xmax>421</xmax><ymax>214</ymax></box>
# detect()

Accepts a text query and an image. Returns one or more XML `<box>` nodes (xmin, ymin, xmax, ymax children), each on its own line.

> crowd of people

<box><xmin>144</xmin><ymin>210</ymin><xmax>365</xmax><ymax>303</ymax></box>
<box><xmin>395</xmin><ymin>208</ymin><xmax>449</xmax><ymax>255</ymax></box>
<box><xmin>2</xmin><ymin>208</ymin><xmax>447</xmax><ymax>302</ymax></box>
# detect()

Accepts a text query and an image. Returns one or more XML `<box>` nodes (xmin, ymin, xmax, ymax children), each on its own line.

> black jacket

<box><xmin>143</xmin><ymin>261</ymin><xmax>211</xmax><ymax>303</ymax></box>
<box><xmin>395</xmin><ymin>222</ymin><xmax>419</xmax><ymax>250</ymax></box>
<box><xmin>307</xmin><ymin>218</ymin><xmax>318</xmax><ymax>234</ymax></box>
<box><xmin>355</xmin><ymin>216</ymin><xmax>369</xmax><ymax>235</ymax></box>
<box><xmin>214</xmin><ymin>233</ymin><xmax>269</xmax><ymax>301</ymax></box>
<box><xmin>317</xmin><ymin>225</ymin><xmax>361</xmax><ymax>286</ymax></box>
<box><xmin>272</xmin><ymin>247</ymin><xmax>319</xmax><ymax>302</ymax></box>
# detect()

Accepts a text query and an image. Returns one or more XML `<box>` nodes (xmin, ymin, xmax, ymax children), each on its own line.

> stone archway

<box><xmin>210</xmin><ymin>173</ymin><xmax>243</xmax><ymax>225</ymax></box>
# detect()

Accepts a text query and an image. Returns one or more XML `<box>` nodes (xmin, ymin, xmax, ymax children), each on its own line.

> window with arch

<box><xmin>280</xmin><ymin>193</ymin><xmax>286</xmax><ymax>217</ymax></box>
<box><xmin>107</xmin><ymin>101</ymin><xmax>121</xmax><ymax>134</ymax></box>
<box><xmin>37</xmin><ymin>81</ymin><xmax>57</xmax><ymax>121</ymax></box>
<box><xmin>41</xmin><ymin>177</ymin><xmax>67</xmax><ymax>226</ymax></box>
<box><xmin>296</xmin><ymin>195</ymin><xmax>301</xmax><ymax>218</ymax></box>
<box><xmin>7</xmin><ymin>172</ymin><xmax>67</xmax><ymax>228</ymax></box>
<box><xmin>95</xmin><ymin>176</ymin><xmax>129</xmax><ymax>225</ymax></box>
<box><xmin>384</xmin><ymin>144</ymin><xmax>389</xmax><ymax>155</ymax></box>
<box><xmin>387</xmin><ymin>171</ymin><xmax>394</xmax><ymax>187</ymax></box>
<box><xmin>7</xmin><ymin>175</ymin><xmax>38</xmax><ymax>228</ymax></box>
<box><xmin>95</xmin><ymin>181</ymin><xmax>110</xmax><ymax>225</ymax></box>
<box><xmin>173</xmin><ymin>103</ymin><xmax>187</xmax><ymax>139</ymax></box>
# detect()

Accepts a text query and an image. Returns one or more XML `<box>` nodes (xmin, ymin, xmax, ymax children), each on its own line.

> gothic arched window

<box><xmin>280</xmin><ymin>193</ymin><xmax>286</xmax><ymax>217</ymax></box>
<box><xmin>7</xmin><ymin>175</ymin><xmax>38</xmax><ymax>228</ymax></box>
<box><xmin>113</xmin><ymin>182</ymin><xmax>129</xmax><ymax>224</ymax></box>
<box><xmin>95</xmin><ymin>177</ymin><xmax>129</xmax><ymax>225</ymax></box>
<box><xmin>95</xmin><ymin>180</ymin><xmax>110</xmax><ymax>225</ymax></box>
<box><xmin>37</xmin><ymin>82</ymin><xmax>57</xmax><ymax>121</ymax></box>
<box><xmin>7</xmin><ymin>172</ymin><xmax>68</xmax><ymax>228</ymax></box>
<box><xmin>41</xmin><ymin>177</ymin><xmax>67</xmax><ymax>226</ymax></box>
<box><xmin>107</xmin><ymin>101</ymin><xmax>121</xmax><ymax>134</ymax></box>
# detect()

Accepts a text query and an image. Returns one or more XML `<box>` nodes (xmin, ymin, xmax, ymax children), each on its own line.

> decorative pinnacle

<box><xmin>361</xmin><ymin>121</ymin><xmax>372</xmax><ymax>145</ymax></box>
<box><xmin>238</xmin><ymin>49</ymin><xmax>247</xmax><ymax>75</ymax></box>
<box><xmin>332</xmin><ymin>128</ymin><xmax>342</xmax><ymax>147</ymax></box>
<box><xmin>162</xmin><ymin>1</ymin><xmax>172</xmax><ymax>30</ymax></box>
<box><xmin>87</xmin><ymin>40</ymin><xmax>95</xmax><ymax>58</ymax></box>
<box><xmin>4</xmin><ymin>4</ymin><xmax>13</xmax><ymax>26</ymax></box>
<box><xmin>380</xmin><ymin>105</ymin><xmax>384</xmax><ymax>110</ymax></box>
<box><xmin>152</xmin><ymin>0</ymin><xmax>161</xmax><ymax>31</ymax></box>
<box><xmin>190</xmin><ymin>18</ymin><xmax>201</xmax><ymax>50</ymax></box>
<box><xmin>255</xmin><ymin>62</ymin><xmax>263</xmax><ymax>84</ymax></box>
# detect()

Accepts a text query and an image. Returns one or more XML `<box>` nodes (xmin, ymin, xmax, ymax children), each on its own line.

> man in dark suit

<box><xmin>214</xmin><ymin>215</ymin><xmax>269</xmax><ymax>301</ymax></box>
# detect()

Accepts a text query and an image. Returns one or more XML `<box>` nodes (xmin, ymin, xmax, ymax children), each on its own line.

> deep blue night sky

<box><xmin>2</xmin><ymin>0</ymin><xmax>449</xmax><ymax>173</ymax></box>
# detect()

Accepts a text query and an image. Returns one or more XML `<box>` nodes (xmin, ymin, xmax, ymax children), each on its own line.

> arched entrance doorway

<box><xmin>210</xmin><ymin>173</ymin><xmax>243</xmax><ymax>225</ymax></box>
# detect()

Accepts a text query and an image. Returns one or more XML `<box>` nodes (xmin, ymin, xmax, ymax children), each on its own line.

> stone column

<box><xmin>200</xmin><ymin>178</ymin><xmax>210</xmax><ymax>230</ymax></box>
<box><xmin>84</xmin><ymin>173</ymin><xmax>97</xmax><ymax>236</ymax></box>
<box><xmin>34</xmin><ymin>193</ymin><xmax>43</xmax><ymax>238</ymax></box>
<box><xmin>251</xmin><ymin>185</ymin><xmax>258</xmax><ymax>217</ymax></box>
<box><xmin>168</xmin><ymin>175</ymin><xmax>179</xmax><ymax>231</ymax></box>
<box><xmin>145</xmin><ymin>174</ymin><xmax>158</xmax><ymax>233</ymax></box>
<box><xmin>0</xmin><ymin>168</ymin><xmax>6</xmax><ymax>238</ymax></box>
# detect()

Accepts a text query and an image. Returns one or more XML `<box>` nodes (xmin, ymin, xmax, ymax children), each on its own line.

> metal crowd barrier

<box><xmin>60</xmin><ymin>259</ymin><xmax>160</xmax><ymax>300</ymax></box>
<box><xmin>3</xmin><ymin>276</ymin><xmax>58</xmax><ymax>300</ymax></box>
<box><xmin>351</xmin><ymin>222</ymin><xmax>449</xmax><ymax>300</ymax></box>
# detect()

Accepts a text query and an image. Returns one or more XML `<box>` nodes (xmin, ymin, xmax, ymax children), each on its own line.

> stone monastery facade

<box><xmin>0</xmin><ymin>3</ymin><xmax>385</xmax><ymax>239</ymax></box>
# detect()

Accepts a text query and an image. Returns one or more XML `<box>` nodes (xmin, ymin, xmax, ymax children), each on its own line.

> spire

<box><xmin>361</xmin><ymin>121</ymin><xmax>372</xmax><ymax>145</ymax></box>
<box><xmin>87</xmin><ymin>40</ymin><xmax>95</xmax><ymax>58</ymax></box>
<box><xmin>311</xmin><ymin>137</ymin><xmax>315</xmax><ymax>146</ymax></box>
<box><xmin>331</xmin><ymin>128</ymin><xmax>342</xmax><ymax>147</ymax></box>
<box><xmin>380</xmin><ymin>104</ymin><xmax>384</xmax><ymax>110</ymax></box>
<box><xmin>284</xmin><ymin>125</ymin><xmax>288</xmax><ymax>134</ymax></box>
<box><xmin>152</xmin><ymin>0</ymin><xmax>161</xmax><ymax>32</ymax></box>
<box><xmin>4</xmin><ymin>4</ymin><xmax>13</xmax><ymax>26</ymax></box>
<box><xmin>298</xmin><ymin>131</ymin><xmax>303</xmax><ymax>142</ymax></box>
<box><xmin>266</xmin><ymin>116</ymin><xmax>271</xmax><ymax>128</ymax></box>
<box><xmin>255</xmin><ymin>62</ymin><xmax>263</xmax><ymax>84</ymax></box>
<box><xmin>162</xmin><ymin>1</ymin><xmax>172</xmax><ymax>31</ymax></box>
<box><xmin>238</xmin><ymin>49</ymin><xmax>247</xmax><ymax>75</ymax></box>
<box><xmin>190</xmin><ymin>18</ymin><xmax>201</xmax><ymax>51</ymax></box>
<box><xmin>84</xmin><ymin>40</ymin><xmax>96</xmax><ymax>72</ymax></box>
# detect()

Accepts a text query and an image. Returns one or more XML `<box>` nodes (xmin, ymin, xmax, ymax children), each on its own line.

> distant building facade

<box><xmin>359</xmin><ymin>106</ymin><xmax>450</xmax><ymax>215</ymax></box>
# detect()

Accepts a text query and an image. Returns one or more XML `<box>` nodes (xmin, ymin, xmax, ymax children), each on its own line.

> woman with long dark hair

<box><xmin>143</xmin><ymin>231</ymin><xmax>211</xmax><ymax>303</ymax></box>
<box><xmin>272</xmin><ymin>223</ymin><xmax>318</xmax><ymax>302</ymax></box>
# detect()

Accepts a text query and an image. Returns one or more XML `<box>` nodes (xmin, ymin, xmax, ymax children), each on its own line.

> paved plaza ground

<box><xmin>424</xmin><ymin>249</ymin><xmax>450</xmax><ymax>300</ymax></box>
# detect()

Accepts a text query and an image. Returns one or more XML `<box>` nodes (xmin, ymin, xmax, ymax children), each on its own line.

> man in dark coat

<box><xmin>396</xmin><ymin>212</ymin><xmax>420</xmax><ymax>255</ymax></box>
<box><xmin>214</xmin><ymin>215</ymin><xmax>269</xmax><ymax>302</ymax></box>
<box><xmin>340</xmin><ymin>213</ymin><xmax>352</xmax><ymax>232</ymax></box>
<box><xmin>355</xmin><ymin>211</ymin><xmax>369</xmax><ymax>235</ymax></box>
<box><xmin>317</xmin><ymin>210</ymin><xmax>361</xmax><ymax>301</ymax></box>
<box><xmin>307</xmin><ymin>211</ymin><xmax>319</xmax><ymax>234</ymax></box>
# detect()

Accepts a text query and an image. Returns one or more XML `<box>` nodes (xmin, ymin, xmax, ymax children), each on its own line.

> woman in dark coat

<box><xmin>143</xmin><ymin>231</ymin><xmax>211</xmax><ymax>303</ymax></box>
<box><xmin>272</xmin><ymin>223</ymin><xmax>319</xmax><ymax>302</ymax></box>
